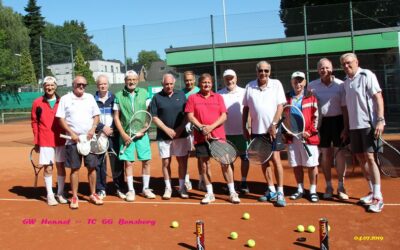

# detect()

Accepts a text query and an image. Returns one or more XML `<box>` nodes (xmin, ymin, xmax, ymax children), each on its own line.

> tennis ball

<box><xmin>242</xmin><ymin>212</ymin><xmax>250</xmax><ymax>220</ymax></box>
<box><xmin>171</xmin><ymin>221</ymin><xmax>179</xmax><ymax>228</ymax></box>
<box><xmin>230</xmin><ymin>231</ymin><xmax>238</xmax><ymax>240</ymax></box>
<box><xmin>307</xmin><ymin>225</ymin><xmax>315</xmax><ymax>233</ymax></box>
<box><xmin>296</xmin><ymin>225</ymin><xmax>305</xmax><ymax>232</ymax></box>
<box><xmin>247</xmin><ymin>239</ymin><xmax>256</xmax><ymax>248</ymax></box>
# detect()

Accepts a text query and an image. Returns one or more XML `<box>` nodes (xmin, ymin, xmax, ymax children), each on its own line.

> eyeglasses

<box><xmin>258</xmin><ymin>69</ymin><xmax>270</xmax><ymax>73</ymax></box>
<box><xmin>76</xmin><ymin>83</ymin><xmax>87</xmax><ymax>88</ymax></box>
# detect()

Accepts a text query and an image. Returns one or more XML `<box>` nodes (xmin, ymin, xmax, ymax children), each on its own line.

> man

<box><xmin>185</xmin><ymin>73</ymin><xmax>240</xmax><ymax>204</ymax></box>
<box><xmin>340</xmin><ymin>53</ymin><xmax>385</xmax><ymax>213</ymax></box>
<box><xmin>242</xmin><ymin>61</ymin><xmax>287</xmax><ymax>207</ymax></box>
<box><xmin>94</xmin><ymin>75</ymin><xmax>126</xmax><ymax>200</ymax></box>
<box><xmin>150</xmin><ymin>73</ymin><xmax>191</xmax><ymax>199</ymax></box>
<box><xmin>31</xmin><ymin>76</ymin><xmax>67</xmax><ymax>206</ymax></box>
<box><xmin>308</xmin><ymin>58</ymin><xmax>349</xmax><ymax>200</ymax></box>
<box><xmin>217</xmin><ymin>69</ymin><xmax>250</xmax><ymax>194</ymax></box>
<box><xmin>113</xmin><ymin>70</ymin><xmax>156</xmax><ymax>202</ymax></box>
<box><xmin>56</xmin><ymin>76</ymin><xmax>103</xmax><ymax>209</ymax></box>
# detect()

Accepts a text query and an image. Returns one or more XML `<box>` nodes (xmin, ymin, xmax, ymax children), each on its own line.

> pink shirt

<box><xmin>185</xmin><ymin>92</ymin><xmax>227</xmax><ymax>144</ymax></box>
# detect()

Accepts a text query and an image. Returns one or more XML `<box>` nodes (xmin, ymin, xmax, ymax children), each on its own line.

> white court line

<box><xmin>0</xmin><ymin>198</ymin><xmax>400</xmax><ymax>206</ymax></box>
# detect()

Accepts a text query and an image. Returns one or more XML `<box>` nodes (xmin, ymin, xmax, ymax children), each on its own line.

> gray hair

<box><xmin>317</xmin><ymin>58</ymin><xmax>332</xmax><ymax>69</ymax></box>
<box><xmin>340</xmin><ymin>53</ymin><xmax>358</xmax><ymax>63</ymax></box>
<box><xmin>256</xmin><ymin>60</ymin><xmax>271</xmax><ymax>70</ymax></box>
<box><xmin>162</xmin><ymin>73</ymin><xmax>176</xmax><ymax>83</ymax></box>
<box><xmin>96</xmin><ymin>74</ymin><xmax>109</xmax><ymax>84</ymax></box>
<box><xmin>125</xmin><ymin>70</ymin><xmax>138</xmax><ymax>80</ymax></box>
<box><xmin>43</xmin><ymin>76</ymin><xmax>57</xmax><ymax>85</ymax></box>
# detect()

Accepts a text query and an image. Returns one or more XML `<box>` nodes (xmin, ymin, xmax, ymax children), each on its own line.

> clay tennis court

<box><xmin>1</xmin><ymin>120</ymin><xmax>399</xmax><ymax>249</ymax></box>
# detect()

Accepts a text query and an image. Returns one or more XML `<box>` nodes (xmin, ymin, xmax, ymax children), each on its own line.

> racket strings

<box><xmin>377</xmin><ymin>140</ymin><xmax>400</xmax><ymax>178</ymax></box>
<box><xmin>209</xmin><ymin>141</ymin><xmax>237</xmax><ymax>164</ymax></box>
<box><xmin>247</xmin><ymin>137</ymin><xmax>273</xmax><ymax>164</ymax></box>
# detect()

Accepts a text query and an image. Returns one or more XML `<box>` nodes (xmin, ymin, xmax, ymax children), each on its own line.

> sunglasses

<box><xmin>258</xmin><ymin>69</ymin><xmax>270</xmax><ymax>73</ymax></box>
<box><xmin>76</xmin><ymin>83</ymin><xmax>87</xmax><ymax>88</ymax></box>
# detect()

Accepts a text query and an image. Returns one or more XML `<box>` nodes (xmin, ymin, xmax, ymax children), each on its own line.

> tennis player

<box><xmin>56</xmin><ymin>76</ymin><xmax>103</xmax><ymax>209</ymax></box>
<box><xmin>242</xmin><ymin>61</ymin><xmax>286</xmax><ymax>207</ymax></box>
<box><xmin>150</xmin><ymin>73</ymin><xmax>191</xmax><ymax>199</ymax></box>
<box><xmin>286</xmin><ymin>71</ymin><xmax>320</xmax><ymax>203</ymax></box>
<box><xmin>94</xmin><ymin>75</ymin><xmax>126</xmax><ymax>200</ymax></box>
<box><xmin>340</xmin><ymin>52</ymin><xmax>385</xmax><ymax>213</ymax></box>
<box><xmin>218</xmin><ymin>69</ymin><xmax>250</xmax><ymax>194</ymax></box>
<box><xmin>113</xmin><ymin>70</ymin><xmax>156</xmax><ymax>202</ymax></box>
<box><xmin>185</xmin><ymin>73</ymin><xmax>240</xmax><ymax>204</ymax></box>
<box><xmin>31</xmin><ymin>76</ymin><xmax>67</xmax><ymax>206</ymax></box>
<box><xmin>308</xmin><ymin>58</ymin><xmax>349</xmax><ymax>200</ymax></box>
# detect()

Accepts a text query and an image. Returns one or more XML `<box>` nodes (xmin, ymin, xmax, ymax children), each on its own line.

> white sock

<box><xmin>127</xmin><ymin>176</ymin><xmax>134</xmax><ymax>191</ymax></box>
<box><xmin>44</xmin><ymin>176</ymin><xmax>54</xmax><ymax>196</ymax></box>
<box><xmin>268</xmin><ymin>185</ymin><xmax>276</xmax><ymax>193</ymax></box>
<box><xmin>338</xmin><ymin>181</ymin><xmax>344</xmax><ymax>190</ymax></box>
<box><xmin>326</xmin><ymin>181</ymin><xmax>332</xmax><ymax>189</ymax></box>
<box><xmin>206</xmin><ymin>184</ymin><xmax>214</xmax><ymax>195</ymax></box>
<box><xmin>277</xmin><ymin>186</ymin><xmax>284</xmax><ymax>194</ymax></box>
<box><xmin>310</xmin><ymin>184</ymin><xmax>317</xmax><ymax>194</ymax></box>
<box><xmin>185</xmin><ymin>174</ymin><xmax>190</xmax><ymax>182</ymax></box>
<box><xmin>164</xmin><ymin>179</ymin><xmax>172</xmax><ymax>190</ymax></box>
<box><xmin>373</xmin><ymin>184</ymin><xmax>382</xmax><ymax>199</ymax></box>
<box><xmin>57</xmin><ymin>176</ymin><xmax>65</xmax><ymax>195</ymax></box>
<box><xmin>368</xmin><ymin>181</ymin><xmax>373</xmax><ymax>192</ymax></box>
<box><xmin>179</xmin><ymin>179</ymin><xmax>185</xmax><ymax>190</ymax></box>
<box><xmin>227</xmin><ymin>182</ymin><xmax>235</xmax><ymax>194</ymax></box>
<box><xmin>142</xmin><ymin>175</ymin><xmax>150</xmax><ymax>190</ymax></box>
<box><xmin>297</xmin><ymin>183</ymin><xmax>304</xmax><ymax>193</ymax></box>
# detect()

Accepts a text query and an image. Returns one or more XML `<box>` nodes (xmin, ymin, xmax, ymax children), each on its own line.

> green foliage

<box><xmin>19</xmin><ymin>48</ymin><xmax>37</xmax><ymax>84</ymax></box>
<box><xmin>74</xmin><ymin>48</ymin><xmax>95</xmax><ymax>84</ymax></box>
<box><xmin>137</xmin><ymin>50</ymin><xmax>161</xmax><ymax>69</ymax></box>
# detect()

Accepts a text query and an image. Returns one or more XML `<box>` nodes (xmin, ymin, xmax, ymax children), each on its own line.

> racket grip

<box><xmin>60</xmin><ymin>134</ymin><xmax>72</xmax><ymax>139</ymax></box>
<box><xmin>120</xmin><ymin>145</ymin><xmax>127</xmax><ymax>155</ymax></box>
<box><xmin>303</xmin><ymin>143</ymin><xmax>312</xmax><ymax>157</ymax></box>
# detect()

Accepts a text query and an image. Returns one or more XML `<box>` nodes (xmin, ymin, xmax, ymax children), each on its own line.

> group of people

<box><xmin>31</xmin><ymin>52</ymin><xmax>385</xmax><ymax>213</ymax></box>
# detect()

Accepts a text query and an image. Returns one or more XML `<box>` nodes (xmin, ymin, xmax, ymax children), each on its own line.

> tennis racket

<box><xmin>60</xmin><ymin>133</ymin><xmax>108</xmax><ymax>155</ymax></box>
<box><xmin>120</xmin><ymin>110</ymin><xmax>152</xmax><ymax>155</ymax></box>
<box><xmin>375</xmin><ymin>137</ymin><xmax>400</xmax><ymax>178</ymax></box>
<box><xmin>105</xmin><ymin>149</ymin><xmax>122</xmax><ymax>180</ymax></box>
<box><xmin>281</xmin><ymin>104</ymin><xmax>312</xmax><ymax>157</ymax></box>
<box><xmin>29</xmin><ymin>147</ymin><xmax>43</xmax><ymax>187</ymax></box>
<box><xmin>334</xmin><ymin>142</ymin><xmax>357</xmax><ymax>177</ymax></box>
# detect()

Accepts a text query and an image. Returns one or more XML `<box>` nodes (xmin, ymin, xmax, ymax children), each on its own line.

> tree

<box><xmin>279</xmin><ymin>0</ymin><xmax>400</xmax><ymax>37</ymax></box>
<box><xmin>23</xmin><ymin>0</ymin><xmax>45</xmax><ymax>79</ymax></box>
<box><xmin>19</xmin><ymin>48</ymin><xmax>37</xmax><ymax>84</ymax></box>
<box><xmin>137</xmin><ymin>50</ymin><xmax>161</xmax><ymax>69</ymax></box>
<box><xmin>74</xmin><ymin>48</ymin><xmax>95</xmax><ymax>84</ymax></box>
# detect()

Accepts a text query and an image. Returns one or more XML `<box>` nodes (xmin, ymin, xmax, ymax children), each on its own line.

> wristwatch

<box><xmin>272</xmin><ymin>121</ymin><xmax>278</xmax><ymax>126</ymax></box>
<box><xmin>377</xmin><ymin>117</ymin><xmax>385</xmax><ymax>123</ymax></box>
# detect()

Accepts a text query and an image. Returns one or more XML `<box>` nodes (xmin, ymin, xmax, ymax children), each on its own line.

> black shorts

<box><xmin>319</xmin><ymin>115</ymin><xmax>344</xmax><ymax>148</ymax></box>
<box><xmin>349</xmin><ymin>128</ymin><xmax>380</xmax><ymax>154</ymax></box>
<box><xmin>65</xmin><ymin>144</ymin><xmax>98</xmax><ymax>169</ymax></box>
<box><xmin>251</xmin><ymin>131</ymin><xmax>285</xmax><ymax>152</ymax></box>
<box><xmin>194</xmin><ymin>143</ymin><xmax>211</xmax><ymax>158</ymax></box>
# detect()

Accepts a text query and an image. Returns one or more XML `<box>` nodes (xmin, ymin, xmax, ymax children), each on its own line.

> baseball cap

<box><xmin>291</xmin><ymin>71</ymin><xmax>305</xmax><ymax>79</ymax></box>
<box><xmin>223</xmin><ymin>69</ymin><xmax>236</xmax><ymax>77</ymax></box>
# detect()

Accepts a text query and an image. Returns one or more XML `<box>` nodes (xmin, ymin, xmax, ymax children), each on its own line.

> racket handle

<box><xmin>120</xmin><ymin>145</ymin><xmax>127</xmax><ymax>155</ymax></box>
<box><xmin>303</xmin><ymin>143</ymin><xmax>312</xmax><ymax>157</ymax></box>
<box><xmin>60</xmin><ymin>134</ymin><xmax>72</xmax><ymax>140</ymax></box>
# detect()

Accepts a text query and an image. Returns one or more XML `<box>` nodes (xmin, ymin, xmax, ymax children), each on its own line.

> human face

<box><xmin>73</xmin><ymin>76</ymin><xmax>87</xmax><ymax>97</ymax></box>
<box><xmin>162</xmin><ymin>75</ymin><xmax>175</xmax><ymax>95</ymax></box>
<box><xmin>125</xmin><ymin>75</ymin><xmax>139</xmax><ymax>92</ymax></box>
<box><xmin>318</xmin><ymin>60</ymin><xmax>333</xmax><ymax>80</ymax></box>
<box><xmin>96</xmin><ymin>76</ymin><xmax>109</xmax><ymax>95</ymax></box>
<box><xmin>291</xmin><ymin>77</ymin><xmax>306</xmax><ymax>95</ymax></box>
<box><xmin>341</xmin><ymin>56</ymin><xmax>359</xmax><ymax>78</ymax></box>
<box><xmin>257</xmin><ymin>63</ymin><xmax>271</xmax><ymax>82</ymax></box>
<box><xmin>43</xmin><ymin>81</ymin><xmax>57</xmax><ymax>98</ymax></box>
<box><xmin>199</xmin><ymin>77</ymin><xmax>212</xmax><ymax>94</ymax></box>
<box><xmin>223</xmin><ymin>75</ymin><xmax>237</xmax><ymax>91</ymax></box>
<box><xmin>184</xmin><ymin>74</ymin><xmax>195</xmax><ymax>90</ymax></box>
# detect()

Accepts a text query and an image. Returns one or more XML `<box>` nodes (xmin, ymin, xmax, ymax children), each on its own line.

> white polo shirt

<box><xmin>343</xmin><ymin>68</ymin><xmax>382</xmax><ymax>130</ymax></box>
<box><xmin>56</xmin><ymin>92</ymin><xmax>101</xmax><ymax>139</ymax></box>
<box><xmin>243</xmin><ymin>79</ymin><xmax>286</xmax><ymax>134</ymax></box>
<box><xmin>308</xmin><ymin>77</ymin><xmax>345</xmax><ymax>117</ymax></box>
<box><xmin>218</xmin><ymin>86</ymin><xmax>245</xmax><ymax>135</ymax></box>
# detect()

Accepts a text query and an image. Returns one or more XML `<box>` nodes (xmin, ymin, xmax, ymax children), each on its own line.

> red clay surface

<box><xmin>1</xmin><ymin>120</ymin><xmax>400</xmax><ymax>249</ymax></box>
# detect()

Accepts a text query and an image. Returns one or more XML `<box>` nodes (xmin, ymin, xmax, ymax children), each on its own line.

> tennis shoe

<box><xmin>97</xmin><ymin>190</ymin><xmax>106</xmax><ymax>200</ymax></box>
<box><xmin>258</xmin><ymin>191</ymin><xmax>277</xmax><ymax>202</ymax></box>
<box><xmin>337</xmin><ymin>188</ymin><xmax>349</xmax><ymax>200</ymax></box>
<box><xmin>125</xmin><ymin>191</ymin><xmax>135</xmax><ymax>202</ymax></box>
<box><xmin>229</xmin><ymin>192</ymin><xmax>241</xmax><ymax>204</ymax></box>
<box><xmin>322</xmin><ymin>187</ymin><xmax>334</xmax><ymax>199</ymax></box>
<box><xmin>310</xmin><ymin>193</ymin><xmax>319</xmax><ymax>203</ymax></box>
<box><xmin>290</xmin><ymin>191</ymin><xmax>304</xmax><ymax>200</ymax></box>
<box><xmin>240</xmin><ymin>182</ymin><xmax>250</xmax><ymax>194</ymax></box>
<box><xmin>70</xmin><ymin>196</ymin><xmax>79</xmax><ymax>209</ymax></box>
<box><xmin>359</xmin><ymin>192</ymin><xmax>373</xmax><ymax>205</ymax></box>
<box><xmin>179</xmin><ymin>187</ymin><xmax>189</xmax><ymax>199</ymax></box>
<box><xmin>276</xmin><ymin>192</ymin><xmax>286</xmax><ymax>207</ymax></box>
<box><xmin>116</xmin><ymin>190</ymin><xmax>127</xmax><ymax>200</ymax></box>
<box><xmin>201</xmin><ymin>193</ymin><xmax>215</xmax><ymax>204</ymax></box>
<box><xmin>185</xmin><ymin>180</ymin><xmax>193</xmax><ymax>191</ymax></box>
<box><xmin>142</xmin><ymin>188</ymin><xmax>156</xmax><ymax>199</ymax></box>
<box><xmin>55</xmin><ymin>194</ymin><xmax>68</xmax><ymax>204</ymax></box>
<box><xmin>89</xmin><ymin>193</ymin><xmax>104</xmax><ymax>205</ymax></box>
<box><xmin>47</xmin><ymin>194</ymin><xmax>58</xmax><ymax>206</ymax></box>
<box><xmin>162</xmin><ymin>188</ymin><xmax>172</xmax><ymax>200</ymax></box>
<box><xmin>368</xmin><ymin>198</ymin><xmax>384</xmax><ymax>213</ymax></box>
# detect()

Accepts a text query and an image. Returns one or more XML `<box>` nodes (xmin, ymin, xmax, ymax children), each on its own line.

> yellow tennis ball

<box><xmin>296</xmin><ymin>225</ymin><xmax>305</xmax><ymax>232</ymax></box>
<box><xmin>307</xmin><ymin>225</ymin><xmax>315</xmax><ymax>233</ymax></box>
<box><xmin>242</xmin><ymin>212</ymin><xmax>250</xmax><ymax>220</ymax></box>
<box><xmin>230</xmin><ymin>232</ymin><xmax>238</xmax><ymax>240</ymax></box>
<box><xmin>247</xmin><ymin>239</ymin><xmax>256</xmax><ymax>248</ymax></box>
<box><xmin>171</xmin><ymin>221</ymin><xmax>179</xmax><ymax>228</ymax></box>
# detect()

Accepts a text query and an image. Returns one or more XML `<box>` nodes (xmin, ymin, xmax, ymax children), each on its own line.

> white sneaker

<box><xmin>55</xmin><ymin>194</ymin><xmax>68</xmax><ymax>204</ymax></box>
<box><xmin>201</xmin><ymin>193</ymin><xmax>215</xmax><ymax>204</ymax></box>
<box><xmin>229</xmin><ymin>192</ymin><xmax>240</xmax><ymax>204</ymax></box>
<box><xmin>97</xmin><ymin>190</ymin><xmax>106</xmax><ymax>200</ymax></box>
<box><xmin>142</xmin><ymin>188</ymin><xmax>156</xmax><ymax>199</ymax></box>
<box><xmin>116</xmin><ymin>190</ymin><xmax>127</xmax><ymax>200</ymax></box>
<box><xmin>359</xmin><ymin>192</ymin><xmax>373</xmax><ymax>205</ymax></box>
<box><xmin>368</xmin><ymin>198</ymin><xmax>384</xmax><ymax>213</ymax></box>
<box><xmin>337</xmin><ymin>188</ymin><xmax>349</xmax><ymax>200</ymax></box>
<box><xmin>185</xmin><ymin>180</ymin><xmax>193</xmax><ymax>191</ymax></box>
<box><xmin>162</xmin><ymin>188</ymin><xmax>172</xmax><ymax>200</ymax></box>
<box><xmin>47</xmin><ymin>194</ymin><xmax>58</xmax><ymax>206</ymax></box>
<box><xmin>125</xmin><ymin>191</ymin><xmax>136</xmax><ymax>202</ymax></box>
<box><xmin>179</xmin><ymin>187</ymin><xmax>189</xmax><ymax>199</ymax></box>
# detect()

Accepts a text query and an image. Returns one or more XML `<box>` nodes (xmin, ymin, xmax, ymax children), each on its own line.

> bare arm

<box><xmin>58</xmin><ymin>117</ymin><xmax>78</xmax><ymax>142</ymax></box>
<box><xmin>242</xmin><ymin>106</ymin><xmax>250</xmax><ymax>140</ymax></box>
<box><xmin>268</xmin><ymin>104</ymin><xmax>283</xmax><ymax>139</ymax></box>
<box><xmin>373</xmin><ymin>92</ymin><xmax>385</xmax><ymax>137</ymax></box>
<box><xmin>113</xmin><ymin>110</ymin><xmax>130</xmax><ymax>145</ymax></box>
<box><xmin>152</xmin><ymin>116</ymin><xmax>176</xmax><ymax>139</ymax></box>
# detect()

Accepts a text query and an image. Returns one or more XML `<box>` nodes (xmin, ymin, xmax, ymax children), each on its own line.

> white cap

<box><xmin>223</xmin><ymin>69</ymin><xmax>236</xmax><ymax>77</ymax></box>
<box><xmin>291</xmin><ymin>71</ymin><xmax>305</xmax><ymax>79</ymax></box>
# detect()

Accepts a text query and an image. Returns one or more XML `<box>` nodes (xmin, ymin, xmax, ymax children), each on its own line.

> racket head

<box><xmin>128</xmin><ymin>110</ymin><xmax>152</xmax><ymax>137</ymax></box>
<box><xmin>376</xmin><ymin>138</ymin><xmax>400</xmax><ymax>178</ymax></box>
<box><xmin>90</xmin><ymin>133</ymin><xmax>109</xmax><ymax>154</ymax></box>
<box><xmin>29</xmin><ymin>147</ymin><xmax>40</xmax><ymax>169</ymax></box>
<box><xmin>281</xmin><ymin>104</ymin><xmax>305</xmax><ymax>135</ymax></box>
<box><xmin>208</xmin><ymin>138</ymin><xmax>238</xmax><ymax>165</ymax></box>
<box><xmin>247</xmin><ymin>136</ymin><xmax>273</xmax><ymax>165</ymax></box>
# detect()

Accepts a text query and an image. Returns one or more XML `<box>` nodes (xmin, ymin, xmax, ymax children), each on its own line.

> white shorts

<box><xmin>158</xmin><ymin>137</ymin><xmax>191</xmax><ymax>158</ymax></box>
<box><xmin>39</xmin><ymin>146</ymin><xmax>66</xmax><ymax>165</ymax></box>
<box><xmin>287</xmin><ymin>138</ymin><xmax>319</xmax><ymax>167</ymax></box>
